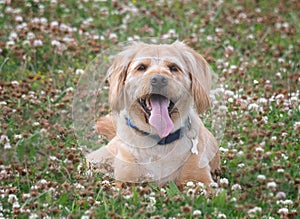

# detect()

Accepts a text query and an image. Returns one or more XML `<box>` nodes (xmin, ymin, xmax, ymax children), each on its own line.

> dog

<box><xmin>86</xmin><ymin>41</ymin><xmax>220</xmax><ymax>187</ymax></box>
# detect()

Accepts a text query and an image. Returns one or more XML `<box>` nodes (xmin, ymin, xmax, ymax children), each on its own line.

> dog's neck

<box><xmin>126</xmin><ymin>117</ymin><xmax>190</xmax><ymax>145</ymax></box>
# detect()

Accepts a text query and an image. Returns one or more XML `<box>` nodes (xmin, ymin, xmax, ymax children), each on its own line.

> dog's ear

<box><xmin>107</xmin><ymin>45</ymin><xmax>137</xmax><ymax>112</ymax></box>
<box><xmin>173</xmin><ymin>42</ymin><xmax>213</xmax><ymax>114</ymax></box>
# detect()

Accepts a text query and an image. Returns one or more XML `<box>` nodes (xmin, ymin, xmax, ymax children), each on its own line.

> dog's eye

<box><xmin>137</xmin><ymin>64</ymin><xmax>147</xmax><ymax>71</ymax></box>
<box><xmin>169</xmin><ymin>65</ymin><xmax>179</xmax><ymax>72</ymax></box>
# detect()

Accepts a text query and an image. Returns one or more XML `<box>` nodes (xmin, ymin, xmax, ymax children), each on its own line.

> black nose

<box><xmin>150</xmin><ymin>74</ymin><xmax>168</xmax><ymax>88</ymax></box>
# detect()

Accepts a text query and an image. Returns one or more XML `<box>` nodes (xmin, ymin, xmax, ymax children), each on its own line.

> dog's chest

<box><xmin>127</xmin><ymin>136</ymin><xmax>192</xmax><ymax>168</ymax></box>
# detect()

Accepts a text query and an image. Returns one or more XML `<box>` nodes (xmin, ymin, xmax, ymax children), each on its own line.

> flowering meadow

<box><xmin>0</xmin><ymin>0</ymin><xmax>299</xmax><ymax>218</ymax></box>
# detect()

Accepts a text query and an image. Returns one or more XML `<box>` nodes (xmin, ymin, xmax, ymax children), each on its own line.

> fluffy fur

<box><xmin>86</xmin><ymin>41</ymin><xmax>220</xmax><ymax>187</ymax></box>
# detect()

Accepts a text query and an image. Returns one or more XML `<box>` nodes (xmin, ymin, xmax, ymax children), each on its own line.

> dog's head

<box><xmin>107</xmin><ymin>41</ymin><xmax>213</xmax><ymax>138</ymax></box>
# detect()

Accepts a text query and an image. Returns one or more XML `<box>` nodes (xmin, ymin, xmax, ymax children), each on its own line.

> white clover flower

<box><xmin>271</xmin><ymin>136</ymin><xmax>277</xmax><ymax>141</ymax></box>
<box><xmin>228</xmin><ymin>97</ymin><xmax>234</xmax><ymax>103</ymax></box>
<box><xmin>6</xmin><ymin>40</ymin><xmax>15</xmax><ymax>47</ymax></box>
<box><xmin>31</xmin><ymin>185</ymin><xmax>39</xmax><ymax>190</ymax></box>
<box><xmin>4</xmin><ymin>141</ymin><xmax>11</xmax><ymax>149</ymax></box>
<box><xmin>22</xmin><ymin>193</ymin><xmax>31</xmax><ymax>199</ymax></box>
<box><xmin>123</xmin><ymin>194</ymin><xmax>132</xmax><ymax>200</ymax></box>
<box><xmin>262</xmin><ymin>116</ymin><xmax>268</xmax><ymax>123</ymax></box>
<box><xmin>9</xmin><ymin>32</ymin><xmax>18</xmax><ymax>41</ymax></box>
<box><xmin>253</xmin><ymin>79</ymin><xmax>259</xmax><ymax>84</ymax></box>
<box><xmin>160</xmin><ymin>188</ymin><xmax>166</xmax><ymax>194</ymax></box>
<box><xmin>215</xmin><ymin>27</ymin><xmax>223</xmax><ymax>33</ymax></box>
<box><xmin>276</xmin><ymin>93</ymin><xmax>285</xmax><ymax>99</ymax></box>
<box><xmin>33</xmin><ymin>122</ymin><xmax>40</xmax><ymax>127</ymax></box>
<box><xmin>255</xmin><ymin>147</ymin><xmax>264</xmax><ymax>153</ymax></box>
<box><xmin>206</xmin><ymin>35</ymin><xmax>213</xmax><ymax>41</ymax></box>
<box><xmin>237</xmin><ymin>151</ymin><xmax>244</xmax><ymax>156</ymax></box>
<box><xmin>277</xmin><ymin>207</ymin><xmax>288</xmax><ymax>215</ymax></box>
<box><xmin>13</xmin><ymin>202</ymin><xmax>20</xmax><ymax>208</ymax></box>
<box><xmin>281</xmin><ymin>153</ymin><xmax>288</xmax><ymax>160</ymax></box>
<box><xmin>109</xmin><ymin>33</ymin><xmax>118</xmax><ymax>40</ymax></box>
<box><xmin>275</xmin><ymin>72</ymin><xmax>282</xmax><ymax>79</ymax></box>
<box><xmin>283</xmin><ymin>200</ymin><xmax>293</xmax><ymax>205</ymax></box>
<box><xmin>219</xmin><ymin>147</ymin><xmax>228</xmax><ymax>153</ymax></box>
<box><xmin>74</xmin><ymin>183</ymin><xmax>85</xmax><ymax>190</ymax></box>
<box><xmin>248</xmin><ymin>103</ymin><xmax>259</xmax><ymax>111</ymax></box>
<box><xmin>247</xmin><ymin>34</ymin><xmax>254</xmax><ymax>40</ymax></box>
<box><xmin>230</xmin><ymin>197</ymin><xmax>237</xmax><ymax>202</ymax></box>
<box><xmin>168</xmin><ymin>29</ymin><xmax>178</xmax><ymax>38</ymax></box>
<box><xmin>247</xmin><ymin>206</ymin><xmax>262</xmax><ymax>217</ymax></box>
<box><xmin>277</xmin><ymin>168</ymin><xmax>284</xmax><ymax>173</ymax></box>
<box><xmin>224</xmin><ymin>90</ymin><xmax>234</xmax><ymax>97</ymax></box>
<box><xmin>186</xmin><ymin>181</ymin><xmax>195</xmax><ymax>187</ymax></box>
<box><xmin>49</xmin><ymin>156</ymin><xmax>57</xmax><ymax>161</ymax></box>
<box><xmin>217</xmin><ymin>213</ymin><xmax>227</xmax><ymax>219</ymax></box>
<box><xmin>29</xmin><ymin>213</ymin><xmax>39</xmax><ymax>219</ymax></box>
<box><xmin>40</xmin><ymin>17</ymin><xmax>47</xmax><ymax>24</ymax></box>
<box><xmin>226</xmin><ymin>45</ymin><xmax>234</xmax><ymax>52</ymax></box>
<box><xmin>148</xmin><ymin>196</ymin><xmax>156</xmax><ymax>205</ymax></box>
<box><xmin>197</xmin><ymin>182</ymin><xmax>206</xmax><ymax>189</ymax></box>
<box><xmin>238</xmin><ymin>163</ymin><xmax>245</xmax><ymax>168</ymax></box>
<box><xmin>193</xmin><ymin>210</ymin><xmax>202</xmax><ymax>216</ymax></box>
<box><xmin>11</xmin><ymin>80</ymin><xmax>19</xmax><ymax>86</ymax></box>
<box><xmin>186</xmin><ymin>188</ymin><xmax>195</xmax><ymax>197</ymax></box>
<box><xmin>290</xmin><ymin>96</ymin><xmax>298</xmax><ymax>103</ymax></box>
<box><xmin>66</xmin><ymin>87</ymin><xmax>74</xmax><ymax>92</ymax></box>
<box><xmin>101</xmin><ymin>180</ymin><xmax>110</xmax><ymax>185</ymax></box>
<box><xmin>59</xmin><ymin>23</ymin><xmax>69</xmax><ymax>32</ymax></box>
<box><xmin>209</xmin><ymin>182</ymin><xmax>219</xmax><ymax>188</ymax></box>
<box><xmin>51</xmin><ymin>40</ymin><xmax>61</xmax><ymax>47</ymax></box>
<box><xmin>75</xmin><ymin>69</ymin><xmax>84</xmax><ymax>75</ymax></box>
<box><xmin>219</xmin><ymin>105</ymin><xmax>228</xmax><ymax>112</ymax></box>
<box><xmin>267</xmin><ymin>182</ymin><xmax>277</xmax><ymax>189</ymax></box>
<box><xmin>257</xmin><ymin>174</ymin><xmax>266</xmax><ymax>181</ymax></box>
<box><xmin>50</xmin><ymin>20</ymin><xmax>59</xmax><ymax>28</ymax></box>
<box><xmin>278</xmin><ymin>58</ymin><xmax>285</xmax><ymax>63</ymax></box>
<box><xmin>14</xmin><ymin>134</ymin><xmax>22</xmax><ymax>140</ymax></box>
<box><xmin>33</xmin><ymin>39</ymin><xmax>43</xmax><ymax>47</ymax></box>
<box><xmin>15</xmin><ymin>15</ymin><xmax>23</xmax><ymax>22</ymax></box>
<box><xmin>39</xmin><ymin>179</ymin><xmax>47</xmax><ymax>184</ymax></box>
<box><xmin>20</xmin><ymin>207</ymin><xmax>31</xmax><ymax>214</ymax></box>
<box><xmin>258</xmin><ymin>98</ymin><xmax>268</xmax><ymax>105</ymax></box>
<box><xmin>231</xmin><ymin>184</ymin><xmax>241</xmax><ymax>191</ymax></box>
<box><xmin>277</xmin><ymin>199</ymin><xmax>293</xmax><ymax>205</ymax></box>
<box><xmin>31</xmin><ymin>17</ymin><xmax>40</xmax><ymax>24</ymax></box>
<box><xmin>8</xmin><ymin>194</ymin><xmax>18</xmax><ymax>203</ymax></box>
<box><xmin>27</xmin><ymin>32</ymin><xmax>35</xmax><ymax>40</ymax></box>
<box><xmin>220</xmin><ymin>178</ymin><xmax>229</xmax><ymax>186</ymax></box>
<box><xmin>260</xmin><ymin>141</ymin><xmax>266</xmax><ymax>146</ymax></box>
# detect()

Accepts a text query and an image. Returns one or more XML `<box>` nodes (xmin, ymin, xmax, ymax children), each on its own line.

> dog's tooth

<box><xmin>146</xmin><ymin>98</ymin><xmax>151</xmax><ymax>110</ymax></box>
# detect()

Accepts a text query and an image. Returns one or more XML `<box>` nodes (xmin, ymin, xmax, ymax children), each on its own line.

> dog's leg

<box><xmin>177</xmin><ymin>155</ymin><xmax>214</xmax><ymax>186</ymax></box>
<box><xmin>96</xmin><ymin>114</ymin><xmax>116</xmax><ymax>140</ymax></box>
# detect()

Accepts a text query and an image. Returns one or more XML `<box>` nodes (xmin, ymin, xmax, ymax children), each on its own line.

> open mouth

<box><xmin>138</xmin><ymin>94</ymin><xmax>175</xmax><ymax>118</ymax></box>
<box><xmin>137</xmin><ymin>94</ymin><xmax>176</xmax><ymax>138</ymax></box>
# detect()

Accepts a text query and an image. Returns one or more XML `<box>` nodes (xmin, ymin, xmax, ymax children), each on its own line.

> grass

<box><xmin>0</xmin><ymin>0</ymin><xmax>299</xmax><ymax>218</ymax></box>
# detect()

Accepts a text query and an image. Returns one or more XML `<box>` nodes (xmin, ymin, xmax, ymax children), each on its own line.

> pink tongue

<box><xmin>149</xmin><ymin>95</ymin><xmax>174</xmax><ymax>138</ymax></box>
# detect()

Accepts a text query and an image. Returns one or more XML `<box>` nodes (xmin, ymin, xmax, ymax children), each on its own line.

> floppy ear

<box><xmin>107</xmin><ymin>45</ymin><xmax>137</xmax><ymax>112</ymax></box>
<box><xmin>173</xmin><ymin>42</ymin><xmax>213</xmax><ymax>114</ymax></box>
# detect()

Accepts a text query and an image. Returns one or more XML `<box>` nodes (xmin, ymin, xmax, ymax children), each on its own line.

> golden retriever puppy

<box><xmin>86</xmin><ymin>41</ymin><xmax>220</xmax><ymax>187</ymax></box>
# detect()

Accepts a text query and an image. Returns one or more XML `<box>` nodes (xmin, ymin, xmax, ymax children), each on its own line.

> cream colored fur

<box><xmin>86</xmin><ymin>42</ymin><xmax>220</xmax><ymax>187</ymax></box>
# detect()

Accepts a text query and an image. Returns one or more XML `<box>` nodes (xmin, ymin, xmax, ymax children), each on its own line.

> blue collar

<box><xmin>126</xmin><ymin>118</ymin><xmax>183</xmax><ymax>145</ymax></box>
